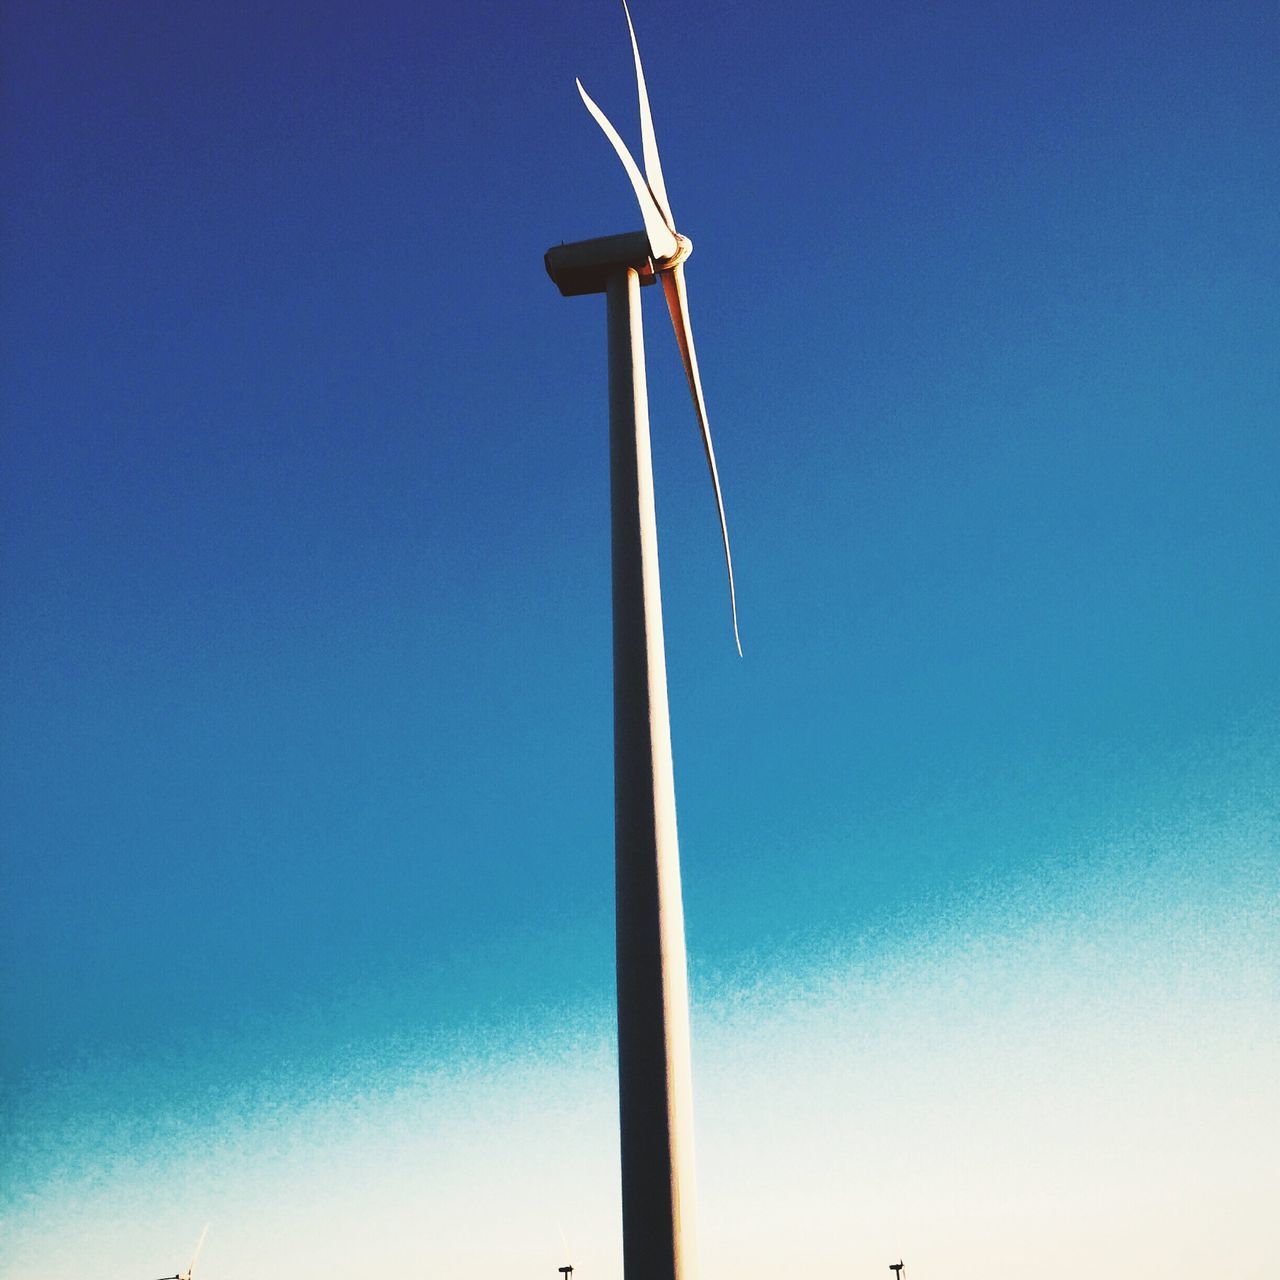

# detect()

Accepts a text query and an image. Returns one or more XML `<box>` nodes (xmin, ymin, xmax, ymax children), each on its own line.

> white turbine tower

<box><xmin>544</xmin><ymin>5</ymin><xmax>739</xmax><ymax>1280</ymax></box>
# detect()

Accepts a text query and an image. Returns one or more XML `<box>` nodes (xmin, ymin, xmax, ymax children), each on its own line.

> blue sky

<box><xmin>2</xmin><ymin>0</ymin><xmax>1277</xmax><ymax>1276</ymax></box>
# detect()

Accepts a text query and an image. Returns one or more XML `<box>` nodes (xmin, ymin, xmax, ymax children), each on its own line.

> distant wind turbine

<box><xmin>153</xmin><ymin>1224</ymin><xmax>208</xmax><ymax>1280</ymax></box>
<box><xmin>544</xmin><ymin>4</ymin><xmax>740</xmax><ymax>1280</ymax></box>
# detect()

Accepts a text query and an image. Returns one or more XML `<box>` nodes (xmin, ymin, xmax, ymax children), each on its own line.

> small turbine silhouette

<box><xmin>153</xmin><ymin>1224</ymin><xmax>208</xmax><ymax>1280</ymax></box>
<box><xmin>575</xmin><ymin>0</ymin><xmax>740</xmax><ymax>654</ymax></box>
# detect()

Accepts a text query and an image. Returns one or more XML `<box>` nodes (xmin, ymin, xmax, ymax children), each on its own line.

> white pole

<box><xmin>607</xmin><ymin>266</ymin><xmax>700</xmax><ymax>1280</ymax></box>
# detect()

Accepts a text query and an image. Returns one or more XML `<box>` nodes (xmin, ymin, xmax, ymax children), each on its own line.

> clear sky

<box><xmin>2</xmin><ymin>0</ymin><xmax>1277</xmax><ymax>1276</ymax></box>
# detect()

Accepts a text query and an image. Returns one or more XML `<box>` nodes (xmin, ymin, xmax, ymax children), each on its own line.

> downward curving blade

<box><xmin>576</xmin><ymin>79</ymin><xmax>679</xmax><ymax>262</ymax></box>
<box><xmin>621</xmin><ymin>0</ymin><xmax>675</xmax><ymax>233</ymax></box>
<box><xmin>660</xmin><ymin>263</ymin><xmax>742</xmax><ymax>655</ymax></box>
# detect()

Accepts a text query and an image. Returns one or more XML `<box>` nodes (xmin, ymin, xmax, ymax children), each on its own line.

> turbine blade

<box><xmin>621</xmin><ymin>0</ymin><xmax>675</xmax><ymax>233</ymax></box>
<box><xmin>659</xmin><ymin>262</ymin><xmax>742</xmax><ymax>655</ymax></box>
<box><xmin>576</xmin><ymin>78</ymin><xmax>679</xmax><ymax>262</ymax></box>
<box><xmin>187</xmin><ymin>1224</ymin><xmax>209</xmax><ymax>1280</ymax></box>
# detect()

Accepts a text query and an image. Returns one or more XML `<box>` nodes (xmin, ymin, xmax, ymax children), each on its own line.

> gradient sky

<box><xmin>2</xmin><ymin>1</ymin><xmax>1277</xmax><ymax>1276</ymax></box>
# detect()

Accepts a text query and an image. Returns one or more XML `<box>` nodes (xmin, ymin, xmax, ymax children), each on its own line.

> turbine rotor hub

<box><xmin>658</xmin><ymin>232</ymin><xmax>692</xmax><ymax>268</ymax></box>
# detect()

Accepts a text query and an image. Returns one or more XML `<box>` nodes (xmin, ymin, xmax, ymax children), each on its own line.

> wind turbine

<box><xmin>544</xmin><ymin>5</ymin><xmax>738</xmax><ymax>1280</ymax></box>
<box><xmin>153</xmin><ymin>1223</ymin><xmax>208</xmax><ymax>1280</ymax></box>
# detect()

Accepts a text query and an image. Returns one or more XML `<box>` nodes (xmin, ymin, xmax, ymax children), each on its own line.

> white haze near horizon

<box><xmin>6</xmin><ymin>801</ymin><xmax>1276</xmax><ymax>1280</ymax></box>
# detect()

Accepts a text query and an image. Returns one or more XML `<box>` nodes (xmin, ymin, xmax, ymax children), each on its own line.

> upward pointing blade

<box><xmin>186</xmin><ymin>1224</ymin><xmax>209</xmax><ymax>1280</ymax></box>
<box><xmin>660</xmin><ymin>263</ymin><xmax>742</xmax><ymax>655</ymax></box>
<box><xmin>621</xmin><ymin>0</ymin><xmax>675</xmax><ymax>233</ymax></box>
<box><xmin>576</xmin><ymin>79</ymin><xmax>679</xmax><ymax>262</ymax></box>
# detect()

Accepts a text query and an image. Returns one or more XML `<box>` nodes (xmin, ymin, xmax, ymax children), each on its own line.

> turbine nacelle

<box><xmin>543</xmin><ymin>229</ymin><xmax>690</xmax><ymax>299</ymax></box>
<box><xmin>546</xmin><ymin>230</ymin><xmax>659</xmax><ymax>297</ymax></box>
